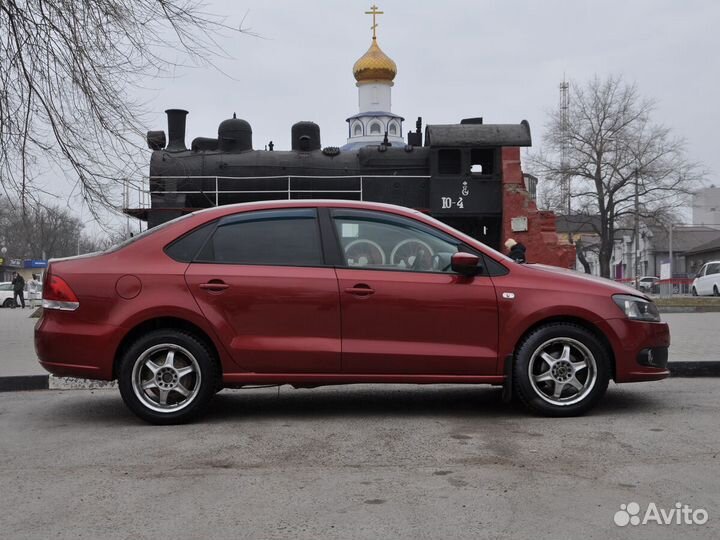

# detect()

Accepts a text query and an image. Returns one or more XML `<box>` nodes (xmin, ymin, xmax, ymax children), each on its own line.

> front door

<box><xmin>185</xmin><ymin>208</ymin><xmax>341</xmax><ymax>373</ymax></box>
<box><xmin>331</xmin><ymin>209</ymin><xmax>499</xmax><ymax>375</ymax></box>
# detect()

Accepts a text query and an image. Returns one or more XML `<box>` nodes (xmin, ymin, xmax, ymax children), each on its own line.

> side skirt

<box><xmin>223</xmin><ymin>373</ymin><xmax>505</xmax><ymax>387</ymax></box>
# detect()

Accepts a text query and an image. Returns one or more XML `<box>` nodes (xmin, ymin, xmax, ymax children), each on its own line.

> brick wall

<box><xmin>500</xmin><ymin>147</ymin><xmax>575</xmax><ymax>268</ymax></box>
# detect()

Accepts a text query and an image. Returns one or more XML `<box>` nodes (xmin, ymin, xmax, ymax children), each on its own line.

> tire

<box><xmin>513</xmin><ymin>323</ymin><xmax>610</xmax><ymax>417</ymax></box>
<box><xmin>2</xmin><ymin>298</ymin><xmax>14</xmax><ymax>308</ymax></box>
<box><xmin>692</xmin><ymin>287</ymin><xmax>698</xmax><ymax>297</ymax></box>
<box><xmin>118</xmin><ymin>329</ymin><xmax>219</xmax><ymax>425</ymax></box>
<box><xmin>714</xmin><ymin>286</ymin><xmax>719</xmax><ymax>297</ymax></box>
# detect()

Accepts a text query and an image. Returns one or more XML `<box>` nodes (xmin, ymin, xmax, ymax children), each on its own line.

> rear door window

<box><xmin>196</xmin><ymin>208</ymin><xmax>323</xmax><ymax>267</ymax></box>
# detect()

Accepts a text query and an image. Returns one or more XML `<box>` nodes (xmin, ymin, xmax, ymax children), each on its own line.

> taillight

<box><xmin>42</xmin><ymin>274</ymin><xmax>80</xmax><ymax>311</ymax></box>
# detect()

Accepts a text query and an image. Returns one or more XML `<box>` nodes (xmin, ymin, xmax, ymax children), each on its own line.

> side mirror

<box><xmin>451</xmin><ymin>252</ymin><xmax>481</xmax><ymax>276</ymax></box>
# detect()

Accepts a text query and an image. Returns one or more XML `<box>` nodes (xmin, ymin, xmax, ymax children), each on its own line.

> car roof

<box><xmin>188</xmin><ymin>199</ymin><xmax>428</xmax><ymax>220</ymax></box>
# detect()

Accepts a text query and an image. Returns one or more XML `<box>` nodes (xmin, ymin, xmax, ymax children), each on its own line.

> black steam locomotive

<box><xmin>141</xmin><ymin>109</ymin><xmax>532</xmax><ymax>249</ymax></box>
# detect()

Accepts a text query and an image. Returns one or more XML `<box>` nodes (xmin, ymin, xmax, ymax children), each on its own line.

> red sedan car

<box><xmin>35</xmin><ymin>201</ymin><xmax>669</xmax><ymax>424</ymax></box>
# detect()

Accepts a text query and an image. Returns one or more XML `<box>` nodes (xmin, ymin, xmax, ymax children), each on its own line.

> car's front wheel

<box><xmin>2</xmin><ymin>298</ymin><xmax>14</xmax><ymax>308</ymax></box>
<box><xmin>513</xmin><ymin>323</ymin><xmax>610</xmax><ymax>416</ymax></box>
<box><xmin>118</xmin><ymin>329</ymin><xmax>219</xmax><ymax>424</ymax></box>
<box><xmin>692</xmin><ymin>287</ymin><xmax>698</xmax><ymax>296</ymax></box>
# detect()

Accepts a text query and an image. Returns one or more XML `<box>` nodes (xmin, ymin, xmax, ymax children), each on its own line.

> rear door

<box><xmin>184</xmin><ymin>208</ymin><xmax>341</xmax><ymax>373</ymax></box>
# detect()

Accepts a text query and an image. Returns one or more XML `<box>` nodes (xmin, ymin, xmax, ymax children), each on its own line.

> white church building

<box><xmin>342</xmin><ymin>7</ymin><xmax>405</xmax><ymax>151</ymax></box>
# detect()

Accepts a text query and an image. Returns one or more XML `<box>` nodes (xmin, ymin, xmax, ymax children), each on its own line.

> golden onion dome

<box><xmin>353</xmin><ymin>38</ymin><xmax>397</xmax><ymax>82</ymax></box>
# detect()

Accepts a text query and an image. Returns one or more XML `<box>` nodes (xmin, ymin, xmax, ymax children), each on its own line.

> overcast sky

<box><xmin>92</xmin><ymin>0</ymin><xmax>720</xmax><ymax>230</ymax></box>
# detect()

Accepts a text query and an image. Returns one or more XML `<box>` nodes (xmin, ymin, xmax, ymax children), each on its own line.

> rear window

<box><xmin>105</xmin><ymin>213</ymin><xmax>194</xmax><ymax>253</ymax></box>
<box><xmin>164</xmin><ymin>221</ymin><xmax>216</xmax><ymax>263</ymax></box>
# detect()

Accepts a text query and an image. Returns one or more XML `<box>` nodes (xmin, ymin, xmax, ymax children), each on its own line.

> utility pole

<box><xmin>559</xmin><ymin>78</ymin><xmax>570</xmax><ymax>217</ymax></box>
<box><xmin>634</xmin><ymin>168</ymin><xmax>640</xmax><ymax>287</ymax></box>
<box><xmin>668</xmin><ymin>222</ymin><xmax>673</xmax><ymax>296</ymax></box>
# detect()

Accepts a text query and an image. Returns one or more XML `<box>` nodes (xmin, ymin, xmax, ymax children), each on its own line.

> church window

<box><xmin>370</xmin><ymin>122</ymin><xmax>382</xmax><ymax>135</ymax></box>
<box><xmin>389</xmin><ymin>123</ymin><xmax>397</xmax><ymax>135</ymax></box>
<box><xmin>354</xmin><ymin>123</ymin><xmax>363</xmax><ymax>136</ymax></box>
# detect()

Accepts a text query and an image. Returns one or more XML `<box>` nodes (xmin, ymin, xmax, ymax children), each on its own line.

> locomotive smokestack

<box><xmin>165</xmin><ymin>109</ymin><xmax>188</xmax><ymax>152</ymax></box>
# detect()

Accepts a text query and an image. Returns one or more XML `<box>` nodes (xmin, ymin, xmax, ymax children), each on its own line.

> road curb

<box><xmin>0</xmin><ymin>362</ymin><xmax>719</xmax><ymax>391</ymax></box>
<box><xmin>668</xmin><ymin>361</ymin><xmax>720</xmax><ymax>378</ymax></box>
<box><xmin>0</xmin><ymin>375</ymin><xmax>49</xmax><ymax>392</ymax></box>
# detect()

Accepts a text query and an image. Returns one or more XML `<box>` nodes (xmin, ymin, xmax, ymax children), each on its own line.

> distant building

<box><xmin>685</xmin><ymin>236</ymin><xmax>720</xmax><ymax>275</ymax></box>
<box><xmin>692</xmin><ymin>186</ymin><xmax>720</xmax><ymax>226</ymax></box>
<box><xmin>645</xmin><ymin>225</ymin><xmax>719</xmax><ymax>277</ymax></box>
<box><xmin>555</xmin><ymin>215</ymin><xmax>720</xmax><ymax>279</ymax></box>
<box><xmin>522</xmin><ymin>173</ymin><xmax>538</xmax><ymax>202</ymax></box>
<box><xmin>555</xmin><ymin>215</ymin><xmax>610</xmax><ymax>276</ymax></box>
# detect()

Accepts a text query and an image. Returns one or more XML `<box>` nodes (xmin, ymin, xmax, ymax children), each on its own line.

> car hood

<box><xmin>525</xmin><ymin>264</ymin><xmax>649</xmax><ymax>299</ymax></box>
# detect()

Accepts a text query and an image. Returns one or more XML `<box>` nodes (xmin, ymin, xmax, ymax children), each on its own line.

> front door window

<box><xmin>333</xmin><ymin>212</ymin><xmax>460</xmax><ymax>274</ymax></box>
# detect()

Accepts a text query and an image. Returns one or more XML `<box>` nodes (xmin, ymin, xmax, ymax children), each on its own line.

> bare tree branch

<box><xmin>0</xmin><ymin>0</ymin><xmax>249</xmax><ymax>217</ymax></box>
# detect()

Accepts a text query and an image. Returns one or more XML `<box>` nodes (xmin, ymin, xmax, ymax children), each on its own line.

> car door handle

<box><xmin>199</xmin><ymin>281</ymin><xmax>229</xmax><ymax>291</ymax></box>
<box><xmin>344</xmin><ymin>284</ymin><xmax>375</xmax><ymax>296</ymax></box>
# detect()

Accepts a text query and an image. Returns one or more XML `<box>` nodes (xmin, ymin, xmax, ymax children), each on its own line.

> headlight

<box><xmin>612</xmin><ymin>294</ymin><xmax>661</xmax><ymax>322</ymax></box>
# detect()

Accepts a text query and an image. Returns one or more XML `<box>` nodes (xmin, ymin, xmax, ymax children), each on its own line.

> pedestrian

<box><xmin>28</xmin><ymin>273</ymin><xmax>41</xmax><ymax>308</ymax></box>
<box><xmin>11</xmin><ymin>271</ymin><xmax>26</xmax><ymax>309</ymax></box>
<box><xmin>504</xmin><ymin>238</ymin><xmax>527</xmax><ymax>263</ymax></box>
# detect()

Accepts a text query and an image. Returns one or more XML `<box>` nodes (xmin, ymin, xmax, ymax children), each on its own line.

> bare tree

<box><xmin>531</xmin><ymin>76</ymin><xmax>705</xmax><ymax>277</ymax></box>
<box><xmin>0</xmin><ymin>196</ymin><xmax>125</xmax><ymax>259</ymax></box>
<box><xmin>0</xmin><ymin>1</ymin><xmax>246</xmax><ymax>214</ymax></box>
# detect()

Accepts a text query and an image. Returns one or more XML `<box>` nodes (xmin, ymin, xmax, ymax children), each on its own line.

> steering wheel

<box><xmin>344</xmin><ymin>239</ymin><xmax>385</xmax><ymax>267</ymax></box>
<box><xmin>411</xmin><ymin>248</ymin><xmax>428</xmax><ymax>271</ymax></box>
<box><xmin>391</xmin><ymin>239</ymin><xmax>434</xmax><ymax>271</ymax></box>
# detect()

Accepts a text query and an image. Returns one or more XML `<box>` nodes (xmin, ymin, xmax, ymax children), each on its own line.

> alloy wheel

<box><xmin>131</xmin><ymin>343</ymin><xmax>202</xmax><ymax>413</ymax></box>
<box><xmin>528</xmin><ymin>337</ymin><xmax>598</xmax><ymax>406</ymax></box>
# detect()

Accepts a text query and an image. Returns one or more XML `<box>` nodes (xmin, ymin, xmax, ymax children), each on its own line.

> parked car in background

<box><xmin>35</xmin><ymin>200</ymin><xmax>670</xmax><ymax>424</ymax></box>
<box><xmin>635</xmin><ymin>276</ymin><xmax>659</xmax><ymax>293</ymax></box>
<box><xmin>0</xmin><ymin>282</ymin><xmax>28</xmax><ymax>308</ymax></box>
<box><xmin>691</xmin><ymin>261</ymin><xmax>720</xmax><ymax>296</ymax></box>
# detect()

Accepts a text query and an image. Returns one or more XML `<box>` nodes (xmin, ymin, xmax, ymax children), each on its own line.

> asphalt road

<box><xmin>1</xmin><ymin>380</ymin><xmax>718</xmax><ymax>539</ymax></box>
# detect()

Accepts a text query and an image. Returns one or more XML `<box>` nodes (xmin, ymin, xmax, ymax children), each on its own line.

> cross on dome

<box><xmin>365</xmin><ymin>4</ymin><xmax>384</xmax><ymax>40</ymax></box>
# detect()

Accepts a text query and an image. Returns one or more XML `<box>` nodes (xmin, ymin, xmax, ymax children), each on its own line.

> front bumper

<box><xmin>605</xmin><ymin>318</ymin><xmax>670</xmax><ymax>383</ymax></box>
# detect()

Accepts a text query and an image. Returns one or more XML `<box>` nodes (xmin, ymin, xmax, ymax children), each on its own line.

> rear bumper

<box><xmin>605</xmin><ymin>318</ymin><xmax>671</xmax><ymax>383</ymax></box>
<box><xmin>34</xmin><ymin>313</ymin><xmax>119</xmax><ymax>380</ymax></box>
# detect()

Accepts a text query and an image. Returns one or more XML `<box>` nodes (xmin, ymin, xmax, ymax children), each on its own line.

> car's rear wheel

<box><xmin>118</xmin><ymin>329</ymin><xmax>218</xmax><ymax>424</ymax></box>
<box><xmin>513</xmin><ymin>323</ymin><xmax>610</xmax><ymax>417</ymax></box>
